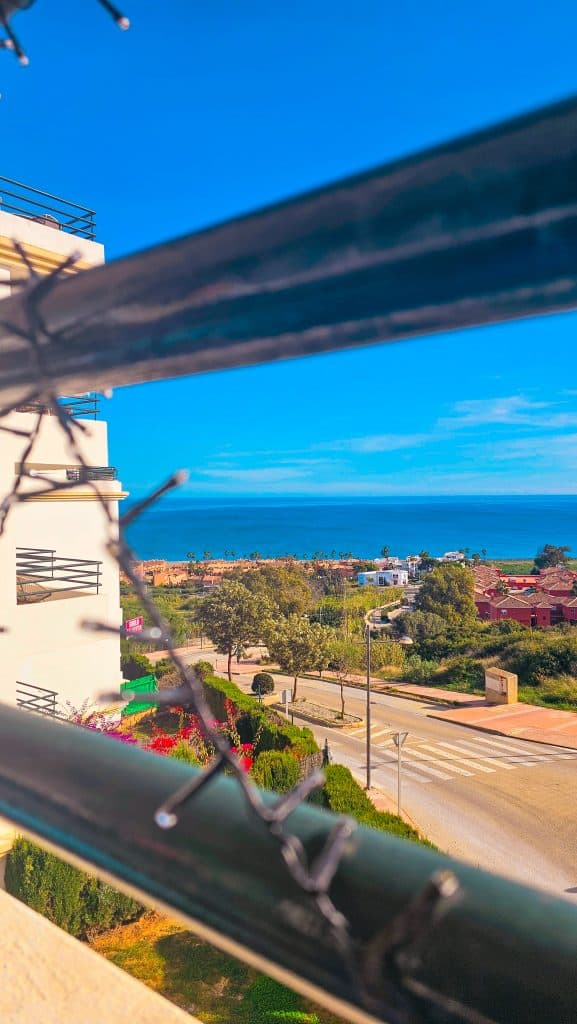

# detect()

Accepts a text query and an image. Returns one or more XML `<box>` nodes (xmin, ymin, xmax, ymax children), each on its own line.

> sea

<box><xmin>124</xmin><ymin>495</ymin><xmax>577</xmax><ymax>562</ymax></box>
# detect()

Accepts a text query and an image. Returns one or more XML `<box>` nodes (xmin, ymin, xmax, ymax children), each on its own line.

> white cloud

<box><xmin>315</xmin><ymin>433</ymin><xmax>429</xmax><ymax>453</ymax></box>
<box><xmin>198</xmin><ymin>467</ymin><xmax>310</xmax><ymax>484</ymax></box>
<box><xmin>439</xmin><ymin>395</ymin><xmax>577</xmax><ymax>431</ymax></box>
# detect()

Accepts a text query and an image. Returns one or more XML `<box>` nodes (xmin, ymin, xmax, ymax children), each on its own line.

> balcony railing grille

<box><xmin>16</xmin><ymin>394</ymin><xmax>99</xmax><ymax>420</ymax></box>
<box><xmin>16</xmin><ymin>547</ymin><xmax>103</xmax><ymax>603</ymax></box>
<box><xmin>0</xmin><ymin>175</ymin><xmax>96</xmax><ymax>240</ymax></box>
<box><xmin>66</xmin><ymin>466</ymin><xmax>117</xmax><ymax>482</ymax></box>
<box><xmin>16</xmin><ymin>682</ymin><xmax>59</xmax><ymax>717</ymax></box>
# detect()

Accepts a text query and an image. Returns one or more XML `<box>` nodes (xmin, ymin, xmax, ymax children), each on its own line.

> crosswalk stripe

<box><xmin>418</xmin><ymin>742</ymin><xmax>495</xmax><ymax>773</ymax></box>
<box><xmin>475</xmin><ymin>736</ymin><xmax>553</xmax><ymax>762</ymax></box>
<box><xmin>403</xmin><ymin>747</ymin><xmax>461</xmax><ymax>779</ymax></box>
<box><xmin>437</xmin><ymin>739</ymin><xmax>515</xmax><ymax>770</ymax></box>
<box><xmin>370</xmin><ymin>750</ymin><xmax>430</xmax><ymax>784</ymax></box>
<box><xmin>371</xmin><ymin>727</ymin><xmax>392</xmax><ymax>741</ymax></box>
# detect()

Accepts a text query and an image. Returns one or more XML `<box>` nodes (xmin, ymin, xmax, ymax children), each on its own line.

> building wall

<box><xmin>0</xmin><ymin>411</ymin><xmax>124</xmax><ymax>711</ymax></box>
<box><xmin>0</xmin><ymin>209</ymin><xmax>103</xmax><ymax>290</ymax></box>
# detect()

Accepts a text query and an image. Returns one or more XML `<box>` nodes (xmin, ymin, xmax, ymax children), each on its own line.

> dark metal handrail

<box><xmin>16</xmin><ymin>547</ymin><xmax>102</xmax><ymax>602</ymax></box>
<box><xmin>16</xmin><ymin>682</ymin><xmax>58</xmax><ymax>717</ymax></box>
<box><xmin>0</xmin><ymin>175</ymin><xmax>96</xmax><ymax>240</ymax></box>
<box><xmin>16</xmin><ymin>394</ymin><xmax>99</xmax><ymax>420</ymax></box>
<box><xmin>0</xmin><ymin>705</ymin><xmax>576</xmax><ymax>1024</ymax></box>
<box><xmin>1</xmin><ymin>96</ymin><xmax>577</xmax><ymax>404</ymax></box>
<box><xmin>66</xmin><ymin>466</ymin><xmax>117</xmax><ymax>482</ymax></box>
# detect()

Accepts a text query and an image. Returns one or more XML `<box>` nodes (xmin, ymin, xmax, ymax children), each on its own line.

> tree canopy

<box><xmin>415</xmin><ymin>563</ymin><xmax>477</xmax><ymax>626</ymax></box>
<box><xmin>533</xmin><ymin>544</ymin><xmax>572</xmax><ymax>571</ymax></box>
<box><xmin>393</xmin><ymin>610</ymin><xmax>448</xmax><ymax>641</ymax></box>
<box><xmin>199</xmin><ymin>581</ymin><xmax>272</xmax><ymax>680</ymax></box>
<box><xmin>266</xmin><ymin>615</ymin><xmax>332</xmax><ymax>699</ymax></box>
<box><xmin>227</xmin><ymin>563</ymin><xmax>313</xmax><ymax>618</ymax></box>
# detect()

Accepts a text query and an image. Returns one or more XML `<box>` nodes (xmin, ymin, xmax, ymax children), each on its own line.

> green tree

<box><xmin>495</xmin><ymin>578</ymin><xmax>509</xmax><ymax>595</ymax></box>
<box><xmin>329</xmin><ymin>636</ymin><xmax>358</xmax><ymax>717</ymax></box>
<box><xmin>534</xmin><ymin>544</ymin><xmax>571</xmax><ymax>571</ymax></box>
<box><xmin>415</xmin><ymin>563</ymin><xmax>477</xmax><ymax>627</ymax></box>
<box><xmin>252</xmin><ymin>671</ymin><xmax>275</xmax><ymax>695</ymax></box>
<box><xmin>380</xmin><ymin>545</ymin><xmax>390</xmax><ymax>559</ymax></box>
<box><xmin>251</xmin><ymin>750</ymin><xmax>301</xmax><ymax>793</ymax></box>
<box><xmin>232</xmin><ymin>563</ymin><xmax>313</xmax><ymax>618</ymax></box>
<box><xmin>394</xmin><ymin>610</ymin><xmax>448</xmax><ymax>641</ymax></box>
<box><xmin>266</xmin><ymin>616</ymin><xmax>332</xmax><ymax>700</ymax></box>
<box><xmin>199</xmin><ymin>581</ymin><xmax>272</xmax><ymax>680</ymax></box>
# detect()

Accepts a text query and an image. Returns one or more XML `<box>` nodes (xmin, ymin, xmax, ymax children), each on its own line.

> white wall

<box><xmin>0</xmin><ymin>411</ymin><xmax>123</xmax><ymax>712</ymax></box>
<box><xmin>0</xmin><ymin>209</ymin><xmax>104</xmax><ymax>265</ymax></box>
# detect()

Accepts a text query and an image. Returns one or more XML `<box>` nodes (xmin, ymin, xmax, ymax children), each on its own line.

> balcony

<box><xmin>16</xmin><ymin>681</ymin><xmax>59</xmax><ymax>716</ymax></box>
<box><xmin>66</xmin><ymin>466</ymin><xmax>117</xmax><ymax>482</ymax></box>
<box><xmin>16</xmin><ymin>547</ymin><xmax>102</xmax><ymax>604</ymax></box>
<box><xmin>16</xmin><ymin>394</ymin><xmax>99</xmax><ymax>420</ymax></box>
<box><xmin>0</xmin><ymin>175</ymin><xmax>96</xmax><ymax>240</ymax></box>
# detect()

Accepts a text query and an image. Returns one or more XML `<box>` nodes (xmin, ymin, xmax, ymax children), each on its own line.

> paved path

<box><xmin>430</xmin><ymin>701</ymin><xmax>577</xmax><ymax>749</ymax></box>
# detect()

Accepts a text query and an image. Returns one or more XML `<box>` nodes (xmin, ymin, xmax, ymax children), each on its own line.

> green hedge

<box><xmin>318</xmin><ymin>765</ymin><xmax>434</xmax><ymax>847</ymax></box>
<box><xmin>242</xmin><ymin>976</ymin><xmax>319</xmax><ymax>1023</ymax></box>
<box><xmin>5</xmin><ymin>837</ymin><xmax>143</xmax><ymax>938</ymax></box>
<box><xmin>199</xmin><ymin>669</ymin><xmax>318</xmax><ymax>756</ymax></box>
<box><xmin>251</xmin><ymin>751</ymin><xmax>301</xmax><ymax>793</ymax></box>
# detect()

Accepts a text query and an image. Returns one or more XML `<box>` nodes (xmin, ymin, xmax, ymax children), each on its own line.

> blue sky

<box><xmin>3</xmin><ymin>1</ymin><xmax>577</xmax><ymax>496</ymax></box>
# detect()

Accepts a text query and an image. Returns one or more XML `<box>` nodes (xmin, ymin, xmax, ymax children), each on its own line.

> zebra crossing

<box><xmin>344</xmin><ymin>723</ymin><xmax>577</xmax><ymax>786</ymax></box>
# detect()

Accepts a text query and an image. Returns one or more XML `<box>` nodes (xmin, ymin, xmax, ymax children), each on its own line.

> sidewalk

<box><xmin>380</xmin><ymin>682</ymin><xmax>483</xmax><ymax>706</ymax></box>
<box><xmin>429</xmin><ymin>701</ymin><xmax>577</xmax><ymax>750</ymax></box>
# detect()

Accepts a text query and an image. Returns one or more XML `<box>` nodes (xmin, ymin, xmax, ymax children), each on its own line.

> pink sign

<box><xmin>124</xmin><ymin>615</ymin><xmax>143</xmax><ymax>634</ymax></box>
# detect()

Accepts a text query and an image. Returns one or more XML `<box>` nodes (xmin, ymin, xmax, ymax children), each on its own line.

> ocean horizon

<box><xmin>123</xmin><ymin>494</ymin><xmax>577</xmax><ymax>562</ymax></box>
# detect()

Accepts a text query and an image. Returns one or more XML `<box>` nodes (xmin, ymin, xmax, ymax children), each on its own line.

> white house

<box><xmin>358</xmin><ymin>569</ymin><xmax>409</xmax><ymax>587</ymax></box>
<box><xmin>442</xmin><ymin>551</ymin><xmax>465</xmax><ymax>563</ymax></box>
<box><xmin>0</xmin><ymin>183</ymin><xmax>125</xmax><ymax>714</ymax></box>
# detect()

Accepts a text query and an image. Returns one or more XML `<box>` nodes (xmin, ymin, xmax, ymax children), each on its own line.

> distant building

<box><xmin>442</xmin><ymin>551</ymin><xmax>465</xmax><ymax>563</ymax></box>
<box><xmin>358</xmin><ymin>569</ymin><xmax>409</xmax><ymax>587</ymax></box>
<box><xmin>472</xmin><ymin>562</ymin><xmax>577</xmax><ymax>628</ymax></box>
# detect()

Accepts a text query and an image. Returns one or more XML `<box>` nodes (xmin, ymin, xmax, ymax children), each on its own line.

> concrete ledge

<box><xmin>0</xmin><ymin>890</ymin><xmax>200</xmax><ymax>1024</ymax></box>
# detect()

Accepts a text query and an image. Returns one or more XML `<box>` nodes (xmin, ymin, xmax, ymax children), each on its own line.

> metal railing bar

<box><xmin>0</xmin><ymin>705</ymin><xmax>575</xmax><ymax>1024</ymax></box>
<box><xmin>0</xmin><ymin>175</ymin><xmax>95</xmax><ymax>215</ymax></box>
<box><xmin>0</xmin><ymin>187</ymin><xmax>93</xmax><ymax>223</ymax></box>
<box><xmin>1</xmin><ymin>95</ymin><xmax>577</xmax><ymax>402</ymax></box>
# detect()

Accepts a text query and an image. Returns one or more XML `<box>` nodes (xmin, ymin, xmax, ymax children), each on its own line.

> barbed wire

<box><xmin>0</xmin><ymin>249</ymin><xmax>464</xmax><ymax>1024</ymax></box>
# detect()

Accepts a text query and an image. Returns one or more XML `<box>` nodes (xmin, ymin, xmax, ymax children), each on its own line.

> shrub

<box><xmin>401</xmin><ymin>655</ymin><xmax>439</xmax><ymax>682</ymax></box>
<box><xmin>252</xmin><ymin>672</ymin><xmax>275</xmax><ymax>695</ymax></box>
<box><xmin>251</xmin><ymin>751</ymin><xmax>301</xmax><ymax>793</ymax></box>
<box><xmin>121</xmin><ymin>651</ymin><xmax>154</xmax><ymax>681</ymax></box>
<box><xmin>153</xmin><ymin>657</ymin><xmax>175</xmax><ymax>680</ymax></box>
<box><xmin>168</xmin><ymin>740</ymin><xmax>201</xmax><ymax>765</ymax></box>
<box><xmin>5</xmin><ymin>837</ymin><xmax>143</xmax><ymax>938</ymax></box>
<box><xmin>201</xmin><ymin>671</ymin><xmax>318</xmax><ymax>755</ymax></box>
<box><xmin>439</xmin><ymin>656</ymin><xmax>485</xmax><ymax>691</ymax></box>
<box><xmin>319</xmin><ymin>765</ymin><xmax>433</xmax><ymax>846</ymax></box>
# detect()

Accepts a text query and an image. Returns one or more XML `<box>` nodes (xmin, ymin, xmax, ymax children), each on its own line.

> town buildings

<box><xmin>0</xmin><ymin>178</ymin><xmax>125</xmax><ymax>713</ymax></box>
<box><xmin>473</xmin><ymin>564</ymin><xmax>577</xmax><ymax>628</ymax></box>
<box><xmin>358</xmin><ymin>568</ymin><xmax>410</xmax><ymax>587</ymax></box>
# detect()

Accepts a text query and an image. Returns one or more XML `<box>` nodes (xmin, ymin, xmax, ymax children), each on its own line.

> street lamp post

<box><xmin>392</xmin><ymin>731</ymin><xmax>409</xmax><ymax>817</ymax></box>
<box><xmin>365</xmin><ymin>625</ymin><xmax>371</xmax><ymax>790</ymax></box>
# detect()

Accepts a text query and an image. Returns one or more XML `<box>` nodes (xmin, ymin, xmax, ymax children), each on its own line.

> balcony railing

<box><xmin>16</xmin><ymin>394</ymin><xmax>99</xmax><ymax>420</ymax></box>
<box><xmin>16</xmin><ymin>682</ymin><xmax>59</xmax><ymax>717</ymax></box>
<box><xmin>66</xmin><ymin>466</ymin><xmax>117</xmax><ymax>482</ymax></box>
<box><xmin>16</xmin><ymin>547</ymin><xmax>102</xmax><ymax>604</ymax></box>
<box><xmin>0</xmin><ymin>175</ymin><xmax>96</xmax><ymax>240</ymax></box>
<box><xmin>0</xmin><ymin>96</ymin><xmax>576</xmax><ymax>1024</ymax></box>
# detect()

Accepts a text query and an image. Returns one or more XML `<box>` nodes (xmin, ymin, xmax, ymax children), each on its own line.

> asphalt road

<box><xmin>157</xmin><ymin>646</ymin><xmax>577</xmax><ymax>900</ymax></box>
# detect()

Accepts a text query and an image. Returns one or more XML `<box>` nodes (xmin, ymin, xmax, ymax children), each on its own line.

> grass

<box><xmin>90</xmin><ymin>912</ymin><xmax>345</xmax><ymax>1024</ymax></box>
<box><xmin>493</xmin><ymin>559</ymin><xmax>577</xmax><ymax>574</ymax></box>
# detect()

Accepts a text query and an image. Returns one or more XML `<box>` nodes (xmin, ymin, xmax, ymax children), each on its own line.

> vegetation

<box><xmin>121</xmin><ymin>650</ymin><xmax>154</xmax><ymax>681</ymax></box>
<box><xmin>415</xmin><ymin>563</ymin><xmax>477</xmax><ymax>626</ymax></box>
<box><xmin>199</xmin><ymin>580</ymin><xmax>273</xmax><ymax>680</ymax></box>
<box><xmin>5</xmin><ymin>837</ymin><xmax>143</xmax><ymax>938</ymax></box>
<box><xmin>90</xmin><ymin>912</ymin><xmax>342</xmax><ymax>1024</ymax></box>
<box><xmin>316</xmin><ymin>765</ymin><xmax>433</xmax><ymax>847</ymax></box>
<box><xmin>266</xmin><ymin>616</ymin><xmax>332</xmax><ymax>699</ymax></box>
<box><xmin>229</xmin><ymin>562</ymin><xmax>314</xmax><ymax>618</ymax></box>
<box><xmin>533</xmin><ymin>543</ymin><xmax>572</xmax><ymax>571</ymax></box>
<box><xmin>252</xmin><ymin>671</ymin><xmax>275</xmax><ymax>695</ymax></box>
<box><xmin>251</xmin><ymin>750</ymin><xmax>301</xmax><ymax>793</ymax></box>
<box><xmin>393</xmin><ymin>610</ymin><xmax>447</xmax><ymax>641</ymax></box>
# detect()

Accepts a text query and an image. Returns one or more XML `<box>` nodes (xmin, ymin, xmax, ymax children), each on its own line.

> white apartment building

<box><xmin>0</xmin><ymin>179</ymin><xmax>125</xmax><ymax>714</ymax></box>
<box><xmin>358</xmin><ymin>568</ymin><xmax>409</xmax><ymax>587</ymax></box>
